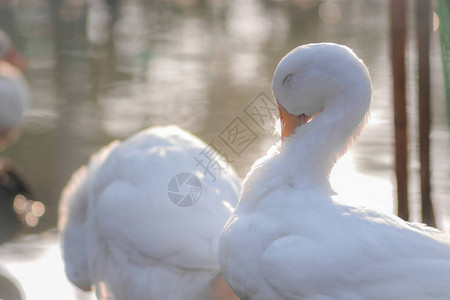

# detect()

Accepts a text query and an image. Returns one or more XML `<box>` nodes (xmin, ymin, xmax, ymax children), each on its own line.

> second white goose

<box><xmin>59</xmin><ymin>125</ymin><xmax>241</xmax><ymax>300</ymax></box>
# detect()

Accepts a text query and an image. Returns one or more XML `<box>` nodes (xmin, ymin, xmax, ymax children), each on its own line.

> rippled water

<box><xmin>0</xmin><ymin>0</ymin><xmax>449</xmax><ymax>298</ymax></box>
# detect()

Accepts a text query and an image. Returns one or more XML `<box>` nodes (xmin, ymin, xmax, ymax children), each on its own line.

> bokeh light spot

<box><xmin>31</xmin><ymin>201</ymin><xmax>45</xmax><ymax>217</ymax></box>
<box><xmin>13</xmin><ymin>195</ymin><xmax>28</xmax><ymax>214</ymax></box>
<box><xmin>25</xmin><ymin>212</ymin><xmax>39</xmax><ymax>227</ymax></box>
<box><xmin>318</xmin><ymin>1</ymin><xmax>341</xmax><ymax>25</ymax></box>
<box><xmin>433</xmin><ymin>12</ymin><xmax>439</xmax><ymax>31</ymax></box>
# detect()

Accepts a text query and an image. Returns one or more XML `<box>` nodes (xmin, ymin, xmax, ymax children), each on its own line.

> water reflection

<box><xmin>2</xmin><ymin>0</ymin><xmax>449</xmax><ymax>235</ymax></box>
<box><xmin>0</xmin><ymin>158</ymin><xmax>38</xmax><ymax>243</ymax></box>
<box><xmin>0</xmin><ymin>264</ymin><xmax>25</xmax><ymax>300</ymax></box>
<box><xmin>1</xmin><ymin>231</ymin><xmax>95</xmax><ymax>300</ymax></box>
<box><xmin>0</xmin><ymin>0</ymin><xmax>449</xmax><ymax>297</ymax></box>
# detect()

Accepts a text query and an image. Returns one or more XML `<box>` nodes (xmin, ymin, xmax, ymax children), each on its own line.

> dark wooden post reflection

<box><xmin>416</xmin><ymin>0</ymin><xmax>436</xmax><ymax>227</ymax></box>
<box><xmin>390</xmin><ymin>0</ymin><xmax>409</xmax><ymax>221</ymax></box>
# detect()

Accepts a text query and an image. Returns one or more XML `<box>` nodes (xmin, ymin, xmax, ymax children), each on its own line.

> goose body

<box><xmin>59</xmin><ymin>126</ymin><xmax>241</xmax><ymax>300</ymax></box>
<box><xmin>218</xmin><ymin>43</ymin><xmax>450</xmax><ymax>300</ymax></box>
<box><xmin>0</xmin><ymin>30</ymin><xmax>29</xmax><ymax>149</ymax></box>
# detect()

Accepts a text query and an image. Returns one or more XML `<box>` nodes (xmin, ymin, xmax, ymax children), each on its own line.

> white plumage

<box><xmin>219</xmin><ymin>43</ymin><xmax>450</xmax><ymax>300</ymax></box>
<box><xmin>59</xmin><ymin>126</ymin><xmax>241</xmax><ymax>300</ymax></box>
<box><xmin>0</xmin><ymin>30</ymin><xmax>29</xmax><ymax>149</ymax></box>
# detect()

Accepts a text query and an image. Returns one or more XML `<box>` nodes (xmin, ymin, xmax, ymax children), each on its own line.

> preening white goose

<box><xmin>218</xmin><ymin>43</ymin><xmax>450</xmax><ymax>300</ymax></box>
<box><xmin>0</xmin><ymin>30</ymin><xmax>29</xmax><ymax>149</ymax></box>
<box><xmin>59</xmin><ymin>126</ymin><xmax>241</xmax><ymax>300</ymax></box>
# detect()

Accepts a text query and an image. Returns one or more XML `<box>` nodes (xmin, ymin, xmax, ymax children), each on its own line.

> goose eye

<box><xmin>283</xmin><ymin>74</ymin><xmax>292</xmax><ymax>86</ymax></box>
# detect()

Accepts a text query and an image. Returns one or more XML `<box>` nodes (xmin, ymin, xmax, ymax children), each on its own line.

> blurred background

<box><xmin>0</xmin><ymin>0</ymin><xmax>449</xmax><ymax>299</ymax></box>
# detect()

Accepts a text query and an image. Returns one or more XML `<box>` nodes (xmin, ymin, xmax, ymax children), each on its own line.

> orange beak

<box><xmin>4</xmin><ymin>48</ymin><xmax>28</xmax><ymax>70</ymax></box>
<box><xmin>277</xmin><ymin>101</ymin><xmax>310</xmax><ymax>140</ymax></box>
<box><xmin>208</xmin><ymin>274</ymin><xmax>240</xmax><ymax>300</ymax></box>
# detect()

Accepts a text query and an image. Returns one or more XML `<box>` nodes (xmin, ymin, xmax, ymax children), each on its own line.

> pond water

<box><xmin>0</xmin><ymin>0</ymin><xmax>449</xmax><ymax>299</ymax></box>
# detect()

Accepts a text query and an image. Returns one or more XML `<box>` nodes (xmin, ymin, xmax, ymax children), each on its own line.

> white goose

<box><xmin>59</xmin><ymin>126</ymin><xmax>241</xmax><ymax>300</ymax></box>
<box><xmin>219</xmin><ymin>43</ymin><xmax>450</xmax><ymax>300</ymax></box>
<box><xmin>0</xmin><ymin>30</ymin><xmax>29</xmax><ymax>149</ymax></box>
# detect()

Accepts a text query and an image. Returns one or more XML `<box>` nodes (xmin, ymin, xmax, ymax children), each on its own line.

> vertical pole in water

<box><xmin>416</xmin><ymin>0</ymin><xmax>436</xmax><ymax>227</ymax></box>
<box><xmin>437</xmin><ymin>0</ymin><xmax>450</xmax><ymax>129</ymax></box>
<box><xmin>390</xmin><ymin>0</ymin><xmax>409</xmax><ymax>220</ymax></box>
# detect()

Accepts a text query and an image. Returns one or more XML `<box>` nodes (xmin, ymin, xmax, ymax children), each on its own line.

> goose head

<box><xmin>0</xmin><ymin>30</ymin><xmax>27</xmax><ymax>70</ymax></box>
<box><xmin>272</xmin><ymin>43</ymin><xmax>372</xmax><ymax>140</ymax></box>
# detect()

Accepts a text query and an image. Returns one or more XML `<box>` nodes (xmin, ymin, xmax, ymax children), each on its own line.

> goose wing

<box><xmin>260</xmin><ymin>206</ymin><xmax>450</xmax><ymax>300</ymax></box>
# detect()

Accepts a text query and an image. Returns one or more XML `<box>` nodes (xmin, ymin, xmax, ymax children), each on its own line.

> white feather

<box><xmin>59</xmin><ymin>126</ymin><xmax>241</xmax><ymax>300</ymax></box>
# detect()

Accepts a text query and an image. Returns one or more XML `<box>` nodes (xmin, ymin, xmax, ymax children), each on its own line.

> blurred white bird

<box><xmin>59</xmin><ymin>125</ymin><xmax>241</xmax><ymax>300</ymax></box>
<box><xmin>219</xmin><ymin>43</ymin><xmax>450</xmax><ymax>300</ymax></box>
<box><xmin>0</xmin><ymin>30</ymin><xmax>29</xmax><ymax>150</ymax></box>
